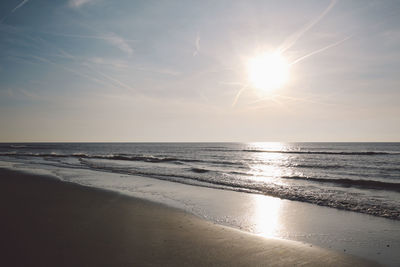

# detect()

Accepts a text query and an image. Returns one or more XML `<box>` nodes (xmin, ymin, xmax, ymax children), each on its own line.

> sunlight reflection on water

<box><xmin>245</xmin><ymin>143</ymin><xmax>287</xmax><ymax>237</ymax></box>
<box><xmin>247</xmin><ymin>142</ymin><xmax>290</xmax><ymax>185</ymax></box>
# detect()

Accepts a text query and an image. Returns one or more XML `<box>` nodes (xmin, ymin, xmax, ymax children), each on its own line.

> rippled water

<box><xmin>1</xmin><ymin>142</ymin><xmax>399</xmax><ymax>220</ymax></box>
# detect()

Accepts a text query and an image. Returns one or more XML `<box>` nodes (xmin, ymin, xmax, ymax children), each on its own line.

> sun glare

<box><xmin>247</xmin><ymin>52</ymin><xmax>290</xmax><ymax>92</ymax></box>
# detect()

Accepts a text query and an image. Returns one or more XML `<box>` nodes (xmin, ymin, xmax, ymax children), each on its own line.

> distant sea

<box><xmin>1</xmin><ymin>142</ymin><xmax>399</xmax><ymax>220</ymax></box>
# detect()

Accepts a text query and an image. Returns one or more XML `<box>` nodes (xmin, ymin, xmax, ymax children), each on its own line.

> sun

<box><xmin>247</xmin><ymin>52</ymin><xmax>290</xmax><ymax>91</ymax></box>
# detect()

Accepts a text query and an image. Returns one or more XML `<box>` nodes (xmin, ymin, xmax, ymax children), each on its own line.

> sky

<box><xmin>0</xmin><ymin>0</ymin><xmax>399</xmax><ymax>142</ymax></box>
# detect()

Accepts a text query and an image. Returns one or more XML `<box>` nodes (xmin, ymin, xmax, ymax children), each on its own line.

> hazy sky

<box><xmin>1</xmin><ymin>0</ymin><xmax>399</xmax><ymax>142</ymax></box>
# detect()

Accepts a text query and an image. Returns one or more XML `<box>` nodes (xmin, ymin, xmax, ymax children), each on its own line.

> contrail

<box><xmin>279</xmin><ymin>0</ymin><xmax>337</xmax><ymax>53</ymax></box>
<box><xmin>289</xmin><ymin>35</ymin><xmax>352</xmax><ymax>66</ymax></box>
<box><xmin>12</xmin><ymin>0</ymin><xmax>29</xmax><ymax>13</ymax></box>
<box><xmin>33</xmin><ymin>30</ymin><xmax>135</xmax><ymax>56</ymax></box>
<box><xmin>38</xmin><ymin>31</ymin><xmax>137</xmax><ymax>43</ymax></box>
<box><xmin>250</xmin><ymin>93</ymin><xmax>334</xmax><ymax>106</ymax></box>
<box><xmin>232</xmin><ymin>84</ymin><xmax>248</xmax><ymax>107</ymax></box>
<box><xmin>84</xmin><ymin>64</ymin><xmax>136</xmax><ymax>92</ymax></box>
<box><xmin>32</xmin><ymin>56</ymin><xmax>121</xmax><ymax>91</ymax></box>
<box><xmin>17</xmin><ymin>32</ymin><xmax>135</xmax><ymax>93</ymax></box>
<box><xmin>1</xmin><ymin>0</ymin><xmax>30</xmax><ymax>23</ymax></box>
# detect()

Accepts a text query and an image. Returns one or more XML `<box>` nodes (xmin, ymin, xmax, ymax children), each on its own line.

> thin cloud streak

<box><xmin>12</xmin><ymin>0</ymin><xmax>29</xmax><ymax>13</ymax></box>
<box><xmin>69</xmin><ymin>0</ymin><xmax>97</xmax><ymax>8</ymax></box>
<box><xmin>279</xmin><ymin>0</ymin><xmax>337</xmax><ymax>53</ymax></box>
<box><xmin>105</xmin><ymin>33</ymin><xmax>133</xmax><ymax>56</ymax></box>
<box><xmin>84</xmin><ymin>63</ymin><xmax>136</xmax><ymax>92</ymax></box>
<box><xmin>3</xmin><ymin>27</ymin><xmax>163</xmax><ymax>93</ymax></box>
<box><xmin>193</xmin><ymin>33</ymin><xmax>200</xmax><ymax>56</ymax></box>
<box><xmin>32</xmin><ymin>30</ymin><xmax>135</xmax><ymax>56</ymax></box>
<box><xmin>131</xmin><ymin>66</ymin><xmax>181</xmax><ymax>76</ymax></box>
<box><xmin>37</xmin><ymin>31</ymin><xmax>137</xmax><ymax>43</ymax></box>
<box><xmin>290</xmin><ymin>35</ymin><xmax>352</xmax><ymax>66</ymax></box>
<box><xmin>31</xmin><ymin>55</ymin><xmax>122</xmax><ymax>91</ymax></box>
<box><xmin>1</xmin><ymin>0</ymin><xmax>30</xmax><ymax>23</ymax></box>
<box><xmin>231</xmin><ymin>84</ymin><xmax>248</xmax><ymax>107</ymax></box>
<box><xmin>87</xmin><ymin>57</ymin><xmax>128</xmax><ymax>69</ymax></box>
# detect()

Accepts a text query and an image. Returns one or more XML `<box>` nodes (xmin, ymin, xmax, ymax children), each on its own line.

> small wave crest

<box><xmin>289</xmin><ymin>163</ymin><xmax>343</xmax><ymax>169</ymax></box>
<box><xmin>282</xmin><ymin>176</ymin><xmax>400</xmax><ymax>192</ymax></box>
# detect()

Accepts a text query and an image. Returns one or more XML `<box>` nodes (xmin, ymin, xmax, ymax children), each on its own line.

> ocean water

<box><xmin>0</xmin><ymin>142</ymin><xmax>399</xmax><ymax>220</ymax></box>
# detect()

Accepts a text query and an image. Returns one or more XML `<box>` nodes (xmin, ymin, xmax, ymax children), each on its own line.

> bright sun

<box><xmin>247</xmin><ymin>52</ymin><xmax>290</xmax><ymax>91</ymax></box>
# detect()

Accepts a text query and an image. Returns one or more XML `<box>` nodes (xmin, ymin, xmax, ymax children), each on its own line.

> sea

<box><xmin>0</xmin><ymin>142</ymin><xmax>399</xmax><ymax>220</ymax></box>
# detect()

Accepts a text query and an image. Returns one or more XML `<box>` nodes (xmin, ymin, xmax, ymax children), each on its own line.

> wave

<box><xmin>0</xmin><ymin>152</ymin><xmax>245</xmax><ymax>167</ymax></box>
<box><xmin>74</xmin><ymin>162</ymin><xmax>400</xmax><ymax>220</ymax></box>
<box><xmin>2</xmin><ymin>151</ymin><xmax>399</xmax><ymax>173</ymax></box>
<box><xmin>5</xmin><ymin>144</ymin><xmax>56</xmax><ymax>150</ymax></box>
<box><xmin>205</xmin><ymin>148</ymin><xmax>399</xmax><ymax>156</ymax></box>
<box><xmin>190</xmin><ymin>168</ymin><xmax>210</xmax><ymax>173</ymax></box>
<box><xmin>9</xmin><ymin>145</ymin><xmax>28</xmax><ymax>148</ymax></box>
<box><xmin>282</xmin><ymin>176</ymin><xmax>400</xmax><ymax>192</ymax></box>
<box><xmin>82</xmin><ymin>154</ymin><xmax>244</xmax><ymax>167</ymax></box>
<box><xmin>289</xmin><ymin>163</ymin><xmax>343</xmax><ymax>169</ymax></box>
<box><xmin>246</xmin><ymin>150</ymin><xmax>397</xmax><ymax>155</ymax></box>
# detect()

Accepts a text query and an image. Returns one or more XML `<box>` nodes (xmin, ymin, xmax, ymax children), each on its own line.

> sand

<box><xmin>0</xmin><ymin>168</ymin><xmax>378</xmax><ymax>266</ymax></box>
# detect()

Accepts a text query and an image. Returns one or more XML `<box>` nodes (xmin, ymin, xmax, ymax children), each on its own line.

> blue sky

<box><xmin>0</xmin><ymin>0</ymin><xmax>399</xmax><ymax>142</ymax></box>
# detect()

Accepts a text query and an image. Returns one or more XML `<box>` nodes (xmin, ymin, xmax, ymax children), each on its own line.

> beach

<box><xmin>0</xmin><ymin>168</ymin><xmax>378</xmax><ymax>266</ymax></box>
<box><xmin>1</xmin><ymin>0</ymin><xmax>399</xmax><ymax>265</ymax></box>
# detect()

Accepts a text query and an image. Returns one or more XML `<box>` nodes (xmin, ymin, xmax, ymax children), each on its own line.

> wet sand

<box><xmin>0</xmin><ymin>168</ymin><xmax>378</xmax><ymax>266</ymax></box>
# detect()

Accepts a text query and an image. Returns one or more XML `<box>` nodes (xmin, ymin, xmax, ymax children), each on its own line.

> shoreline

<box><xmin>0</xmin><ymin>168</ymin><xmax>377</xmax><ymax>266</ymax></box>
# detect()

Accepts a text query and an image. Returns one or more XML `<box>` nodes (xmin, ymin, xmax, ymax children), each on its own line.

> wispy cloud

<box><xmin>85</xmin><ymin>57</ymin><xmax>180</xmax><ymax>78</ymax></box>
<box><xmin>17</xmin><ymin>28</ymin><xmax>135</xmax><ymax>56</ymax></box>
<box><xmin>2</xmin><ymin>26</ymin><xmax>136</xmax><ymax>93</ymax></box>
<box><xmin>84</xmin><ymin>64</ymin><xmax>136</xmax><ymax>92</ymax></box>
<box><xmin>382</xmin><ymin>29</ymin><xmax>400</xmax><ymax>45</ymax></box>
<box><xmin>87</xmin><ymin>57</ymin><xmax>128</xmax><ymax>69</ymax></box>
<box><xmin>193</xmin><ymin>33</ymin><xmax>200</xmax><ymax>56</ymax></box>
<box><xmin>31</xmin><ymin>55</ymin><xmax>120</xmax><ymax>91</ymax></box>
<box><xmin>19</xmin><ymin>88</ymin><xmax>39</xmax><ymax>100</ymax></box>
<box><xmin>104</xmin><ymin>32</ymin><xmax>133</xmax><ymax>56</ymax></box>
<box><xmin>0</xmin><ymin>87</ymin><xmax>41</xmax><ymax>101</ymax></box>
<box><xmin>132</xmin><ymin>66</ymin><xmax>181</xmax><ymax>76</ymax></box>
<box><xmin>36</xmin><ymin>30</ymin><xmax>136</xmax><ymax>43</ymax></box>
<box><xmin>68</xmin><ymin>0</ymin><xmax>97</xmax><ymax>8</ymax></box>
<box><xmin>38</xmin><ymin>30</ymin><xmax>134</xmax><ymax>56</ymax></box>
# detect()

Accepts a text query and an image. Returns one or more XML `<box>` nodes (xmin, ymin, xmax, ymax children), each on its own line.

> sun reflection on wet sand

<box><xmin>251</xmin><ymin>194</ymin><xmax>282</xmax><ymax>238</ymax></box>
